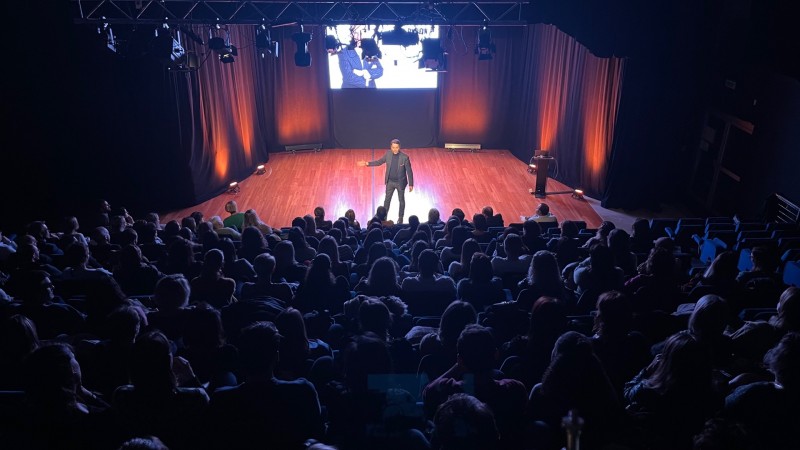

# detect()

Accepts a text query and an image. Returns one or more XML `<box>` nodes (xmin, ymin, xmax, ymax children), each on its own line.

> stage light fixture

<box><xmin>151</xmin><ymin>26</ymin><xmax>187</xmax><ymax>68</ymax></box>
<box><xmin>256</xmin><ymin>164</ymin><xmax>266</xmax><ymax>175</ymax></box>
<box><xmin>292</xmin><ymin>24</ymin><xmax>312</xmax><ymax>67</ymax></box>
<box><xmin>256</xmin><ymin>25</ymin><xmax>279</xmax><ymax>58</ymax></box>
<box><xmin>227</xmin><ymin>181</ymin><xmax>240</xmax><ymax>194</ymax></box>
<box><xmin>572</xmin><ymin>189</ymin><xmax>584</xmax><ymax>200</ymax></box>
<box><xmin>527</xmin><ymin>163</ymin><xmax>537</xmax><ymax>174</ymax></box>
<box><xmin>419</xmin><ymin>38</ymin><xmax>447</xmax><ymax>72</ymax></box>
<box><xmin>475</xmin><ymin>24</ymin><xmax>496</xmax><ymax>60</ymax></box>
<box><xmin>379</xmin><ymin>24</ymin><xmax>420</xmax><ymax>47</ymax></box>
<box><xmin>97</xmin><ymin>18</ymin><xmax>117</xmax><ymax>53</ymax></box>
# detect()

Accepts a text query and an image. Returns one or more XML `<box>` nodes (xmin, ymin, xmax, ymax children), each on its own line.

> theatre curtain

<box><xmin>178</xmin><ymin>23</ymin><xmax>624</xmax><ymax>203</ymax></box>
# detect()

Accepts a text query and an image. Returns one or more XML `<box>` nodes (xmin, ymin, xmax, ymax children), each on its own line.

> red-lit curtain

<box><xmin>438</xmin><ymin>26</ymin><xmax>524</xmax><ymax>147</ymax></box>
<box><xmin>516</xmin><ymin>24</ymin><xmax>626</xmax><ymax>197</ymax></box>
<box><xmin>180</xmin><ymin>25</ymin><xmax>330</xmax><ymax>201</ymax></box>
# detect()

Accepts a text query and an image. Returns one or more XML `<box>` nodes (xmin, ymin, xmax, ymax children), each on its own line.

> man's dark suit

<box><xmin>367</xmin><ymin>150</ymin><xmax>414</xmax><ymax>220</ymax></box>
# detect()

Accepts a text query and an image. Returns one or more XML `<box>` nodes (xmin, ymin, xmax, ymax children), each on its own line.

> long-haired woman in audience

<box><xmin>274</xmin><ymin>307</ymin><xmax>332</xmax><ymax>381</ymax></box>
<box><xmin>238</xmin><ymin>226</ymin><xmax>270</xmax><ymax>265</ymax></box>
<box><xmin>242</xmin><ymin>209</ymin><xmax>274</xmax><ymax>237</ymax></box>
<box><xmin>293</xmin><ymin>253</ymin><xmax>351</xmax><ymax>314</ymax></box>
<box><xmin>516</xmin><ymin>250</ymin><xmax>566</xmax><ymax>311</ymax></box>
<box><xmin>456</xmin><ymin>253</ymin><xmax>505</xmax><ymax>312</ymax></box>
<box><xmin>317</xmin><ymin>235</ymin><xmax>351</xmax><ymax>279</ymax></box>
<box><xmin>447</xmin><ymin>238</ymin><xmax>481</xmax><ymax>283</ymax></box>
<box><xmin>354</xmin><ymin>256</ymin><xmax>402</xmax><ymax>297</ymax></box>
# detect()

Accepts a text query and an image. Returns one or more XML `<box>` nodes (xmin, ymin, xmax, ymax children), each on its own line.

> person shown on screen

<box><xmin>334</xmin><ymin>26</ymin><xmax>384</xmax><ymax>88</ymax></box>
<box><xmin>357</xmin><ymin>139</ymin><xmax>414</xmax><ymax>224</ymax></box>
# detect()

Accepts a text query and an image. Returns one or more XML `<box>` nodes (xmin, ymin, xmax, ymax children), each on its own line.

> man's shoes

<box><xmin>397</xmin><ymin>217</ymin><xmax>404</xmax><ymax>225</ymax></box>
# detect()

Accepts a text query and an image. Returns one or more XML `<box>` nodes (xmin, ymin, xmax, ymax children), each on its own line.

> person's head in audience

<box><xmin>190</xmin><ymin>211</ymin><xmax>204</xmax><ymax>226</ymax></box>
<box><xmin>104</xmin><ymin>305</ymin><xmax>142</xmax><ymax>346</ymax></box>
<box><xmin>253</xmin><ymin>253</ymin><xmax>277</xmax><ymax>282</ymax></box>
<box><xmin>145</xmin><ymin>212</ymin><xmax>161</xmax><ymax>228</ymax></box>
<box><xmin>363</xmin><ymin>227</ymin><xmax>383</xmax><ymax>251</ymax></box>
<box><xmin>118</xmin><ymin>227</ymin><xmax>138</xmax><ymax>247</ymax></box>
<box><xmin>702</xmin><ymin>251</ymin><xmax>738</xmax><ymax>284</ymax></box>
<box><xmin>26</xmin><ymin>220</ymin><xmax>52</xmax><ymax>243</ymax></box>
<box><xmin>273</xmin><ymin>240</ymin><xmax>297</xmax><ymax>268</ymax></box>
<box><xmin>343</xmin><ymin>332</ymin><xmax>392</xmax><ymax>391</ymax></box>
<box><xmin>118</xmin><ymin>435</ymin><xmax>170</xmax><ymax>450</ymax></box>
<box><xmin>1</xmin><ymin>314</ymin><xmax>40</xmax><ymax>364</ymax></box>
<box><xmin>457</xmin><ymin>324</ymin><xmax>497</xmax><ymax>373</ymax></box>
<box><xmin>196</xmin><ymin>221</ymin><xmax>214</xmax><ymax>242</ymax></box>
<box><xmin>451</xmin><ymin>208</ymin><xmax>466</xmax><ymax>224</ymax></box>
<box><xmin>166</xmin><ymin>237</ymin><xmax>197</xmax><ymax>270</ymax></box>
<box><xmin>593</xmin><ymin>291</ymin><xmax>632</xmax><ymax>339</ymax></box>
<box><xmin>154</xmin><ymin>274</ymin><xmax>190</xmax><ymax>311</ymax></box>
<box><xmin>208</xmin><ymin>215</ymin><xmax>226</xmax><ymax>231</ymax></box>
<box><xmin>764</xmin><ymin>331</ymin><xmax>800</xmax><ymax>391</ymax></box>
<box><xmin>433</xmin><ymin>393</ymin><xmax>499</xmax><ymax>450</ymax></box>
<box><xmin>459</xmin><ymin>238</ymin><xmax>481</xmax><ymax>269</ymax></box>
<box><xmin>444</xmin><ymin>217</ymin><xmax>460</xmax><ymax>238</ymax></box>
<box><xmin>528</xmin><ymin>296</ymin><xmax>567</xmax><ymax>341</ymax></box>
<box><xmin>527</xmin><ymin>250</ymin><xmax>561</xmax><ymax>288</ymax></box>
<box><xmin>589</xmin><ymin>243</ymin><xmax>616</xmax><ymax>274</ymax></box>
<box><xmin>317</xmin><ymin>235</ymin><xmax>341</xmax><ymax>263</ymax></box>
<box><xmin>631</xmin><ymin>218</ymin><xmax>651</xmax><ymax>239</ymax></box>
<box><xmin>290</xmin><ymin>216</ymin><xmax>306</xmax><ymax>229</ymax></box>
<box><xmin>594</xmin><ymin>220</ymin><xmax>616</xmax><ymax>244</ymax></box>
<box><xmin>412</xmin><ymin>224</ymin><xmax>432</xmax><ymax>245</ymax></box>
<box><xmin>522</xmin><ymin>219</ymin><xmax>542</xmax><ymax>238</ymax></box>
<box><xmin>23</xmin><ymin>343</ymin><xmax>84</xmax><ymax>412</ymax></box>
<box><xmin>439</xmin><ymin>301</ymin><xmax>478</xmax><ymax>351</ymax></box>
<box><xmin>773</xmin><ymin>286</ymin><xmax>800</xmax><ymax>333</ymax></box>
<box><xmin>215</xmin><ymin>237</ymin><xmax>237</xmax><ymax>265</ymax></box>
<box><xmin>62</xmin><ymin>216</ymin><xmax>81</xmax><ymax>235</ymax></box>
<box><xmin>560</xmin><ymin>220</ymin><xmax>579</xmax><ymax>239</ymax></box>
<box><xmin>138</xmin><ymin>222</ymin><xmax>158</xmax><ymax>245</ymax></box>
<box><xmin>646</xmin><ymin>246</ymin><xmax>675</xmax><ymax>279</ymax></box>
<box><xmin>224</xmin><ymin>200</ymin><xmax>239</xmax><ymax>216</ymax></box>
<box><xmin>428</xmin><ymin>208</ymin><xmax>441</xmax><ymax>225</ymax></box>
<box><xmin>472</xmin><ymin>213</ymin><xmax>488</xmax><ymax>232</ymax></box>
<box><xmin>481</xmin><ymin>206</ymin><xmax>495</xmax><ymax>219</ymax></box>
<box><xmin>501</xmin><ymin>233</ymin><xmax>523</xmax><ymax>258</ymax></box>
<box><xmin>535</xmin><ymin>203</ymin><xmax>550</xmax><ymax>217</ymax></box>
<box><xmin>181</xmin><ymin>216</ymin><xmax>197</xmax><ymax>234</ymax></box>
<box><xmin>366</xmin><ymin>241</ymin><xmax>389</xmax><ymax>267</ymax></box>
<box><xmin>178</xmin><ymin>226</ymin><xmax>194</xmax><ymax>242</ymax></box>
<box><xmin>237</xmin><ymin>321</ymin><xmax>282</xmax><ymax>379</ymax></box>
<box><xmin>184</xmin><ymin>305</ymin><xmax>225</xmax><ymax>350</ymax></box>
<box><xmin>366</xmin><ymin>256</ymin><xmax>399</xmax><ymax>289</ymax></box>
<box><xmin>64</xmin><ymin>242</ymin><xmax>92</xmax><ymax>269</ymax></box>
<box><xmin>201</xmin><ymin>248</ymin><xmax>225</xmax><ymax>277</ymax></box>
<box><xmin>109</xmin><ymin>215</ymin><xmax>128</xmax><ymax>234</ymax></box>
<box><xmin>241</xmin><ymin>226</ymin><xmax>268</xmax><ymax>252</ymax></box>
<box><xmin>20</xmin><ymin>270</ymin><xmax>55</xmax><ymax>305</ymax></box>
<box><xmin>130</xmin><ymin>330</ymin><xmax>177</xmax><ymax>394</ymax></box>
<box><xmin>653</xmin><ymin>236</ymin><xmax>675</xmax><ymax>253</ymax></box>
<box><xmin>689</xmin><ymin>295</ymin><xmax>730</xmax><ymax>342</ymax></box>
<box><xmin>344</xmin><ymin>209</ymin><xmax>359</xmax><ymax>227</ymax></box>
<box><xmin>16</xmin><ymin>243</ymin><xmax>39</xmax><ymax>266</ymax></box>
<box><xmin>608</xmin><ymin>229</ymin><xmax>631</xmax><ymax>253</ymax></box>
<box><xmin>93</xmin><ymin>226</ymin><xmax>111</xmax><ymax>245</ymax></box>
<box><xmin>313</xmin><ymin>206</ymin><xmax>326</xmax><ymax>222</ymax></box>
<box><xmin>407</xmin><ymin>240</ymin><xmax>428</xmax><ymax>271</ymax></box>
<box><xmin>540</xmin><ymin>330</ymin><xmax>613</xmax><ymax>400</ymax></box>
<box><xmin>375</xmin><ymin>206</ymin><xmax>388</xmax><ymax>222</ymax></box>
<box><xmin>305</xmin><ymin>253</ymin><xmax>335</xmax><ymax>286</ymax></box>
<box><xmin>405</xmin><ymin>214</ymin><xmax>420</xmax><ymax>231</ymax></box>
<box><xmin>646</xmin><ymin>330</ymin><xmax>711</xmax><ymax>394</ymax></box>
<box><xmin>303</xmin><ymin>214</ymin><xmax>319</xmax><ymax>237</ymax></box>
<box><xmin>358</xmin><ymin>297</ymin><xmax>392</xmax><ymax>338</ymax></box>
<box><xmin>468</xmin><ymin>253</ymin><xmax>493</xmax><ymax>284</ymax></box>
<box><xmin>331</xmin><ymin>221</ymin><xmax>347</xmax><ymax>242</ymax></box>
<box><xmin>288</xmin><ymin>226</ymin><xmax>310</xmax><ymax>252</ymax></box>
<box><xmin>275</xmin><ymin>307</ymin><xmax>310</xmax><ymax>358</ymax></box>
<box><xmin>418</xmin><ymin>249</ymin><xmax>440</xmax><ymax>278</ymax></box>
<box><xmin>163</xmin><ymin>220</ymin><xmax>181</xmax><ymax>240</ymax></box>
<box><xmin>747</xmin><ymin>246</ymin><xmax>779</xmax><ymax>274</ymax></box>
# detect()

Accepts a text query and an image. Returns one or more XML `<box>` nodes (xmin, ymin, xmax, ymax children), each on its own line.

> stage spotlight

<box><xmin>219</xmin><ymin>45</ymin><xmax>237</xmax><ymax>64</ymax></box>
<box><xmin>292</xmin><ymin>24</ymin><xmax>312</xmax><ymax>67</ymax></box>
<box><xmin>256</xmin><ymin>25</ymin><xmax>279</xmax><ymax>58</ymax></box>
<box><xmin>228</xmin><ymin>181</ymin><xmax>240</xmax><ymax>194</ymax></box>
<box><xmin>151</xmin><ymin>26</ymin><xmax>186</xmax><ymax>67</ymax></box>
<box><xmin>256</xmin><ymin>164</ymin><xmax>266</xmax><ymax>175</ymax></box>
<box><xmin>208</xmin><ymin>26</ymin><xmax>237</xmax><ymax>63</ymax></box>
<box><xmin>97</xmin><ymin>18</ymin><xmax>117</xmax><ymax>53</ymax></box>
<box><xmin>419</xmin><ymin>38</ymin><xmax>447</xmax><ymax>72</ymax></box>
<box><xmin>572</xmin><ymin>189</ymin><xmax>584</xmax><ymax>200</ymax></box>
<box><xmin>527</xmin><ymin>163</ymin><xmax>537</xmax><ymax>174</ymax></box>
<box><xmin>475</xmin><ymin>24</ymin><xmax>496</xmax><ymax>60</ymax></box>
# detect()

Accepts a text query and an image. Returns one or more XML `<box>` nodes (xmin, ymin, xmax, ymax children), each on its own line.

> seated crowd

<box><xmin>0</xmin><ymin>199</ymin><xmax>799</xmax><ymax>450</ymax></box>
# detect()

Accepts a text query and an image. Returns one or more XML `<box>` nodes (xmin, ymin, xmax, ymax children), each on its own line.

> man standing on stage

<box><xmin>358</xmin><ymin>139</ymin><xmax>414</xmax><ymax>224</ymax></box>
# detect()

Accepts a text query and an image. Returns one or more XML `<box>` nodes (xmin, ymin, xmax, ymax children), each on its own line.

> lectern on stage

<box><xmin>533</xmin><ymin>154</ymin><xmax>554</xmax><ymax>198</ymax></box>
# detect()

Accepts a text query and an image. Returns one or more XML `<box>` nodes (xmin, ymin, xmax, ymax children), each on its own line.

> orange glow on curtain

<box><xmin>526</xmin><ymin>25</ymin><xmax>625</xmax><ymax>195</ymax></box>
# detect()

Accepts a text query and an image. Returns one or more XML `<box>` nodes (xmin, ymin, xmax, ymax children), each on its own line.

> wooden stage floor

<box><xmin>162</xmin><ymin>148</ymin><xmax>602</xmax><ymax>229</ymax></box>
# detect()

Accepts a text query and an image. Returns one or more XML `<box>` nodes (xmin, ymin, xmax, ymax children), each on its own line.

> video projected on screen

<box><xmin>326</xmin><ymin>24</ymin><xmax>440</xmax><ymax>89</ymax></box>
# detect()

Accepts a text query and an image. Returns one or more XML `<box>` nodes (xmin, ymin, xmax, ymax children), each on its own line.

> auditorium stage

<box><xmin>161</xmin><ymin>148</ymin><xmax>603</xmax><ymax>230</ymax></box>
